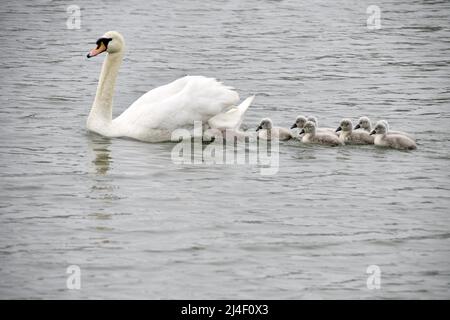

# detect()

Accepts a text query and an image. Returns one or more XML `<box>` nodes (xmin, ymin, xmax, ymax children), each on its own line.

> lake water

<box><xmin>0</xmin><ymin>0</ymin><xmax>449</xmax><ymax>299</ymax></box>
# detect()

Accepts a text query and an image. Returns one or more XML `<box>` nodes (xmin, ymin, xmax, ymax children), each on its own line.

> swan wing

<box><xmin>120</xmin><ymin>76</ymin><xmax>197</xmax><ymax>108</ymax></box>
<box><xmin>114</xmin><ymin>76</ymin><xmax>239</xmax><ymax>132</ymax></box>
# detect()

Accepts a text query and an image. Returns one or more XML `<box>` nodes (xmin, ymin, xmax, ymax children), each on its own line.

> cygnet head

<box><xmin>299</xmin><ymin>120</ymin><xmax>316</xmax><ymax>135</ymax></box>
<box><xmin>87</xmin><ymin>31</ymin><xmax>125</xmax><ymax>58</ymax></box>
<box><xmin>307</xmin><ymin>116</ymin><xmax>318</xmax><ymax>126</ymax></box>
<box><xmin>336</xmin><ymin>118</ymin><xmax>353</xmax><ymax>133</ymax></box>
<box><xmin>256</xmin><ymin>118</ymin><xmax>273</xmax><ymax>131</ymax></box>
<box><xmin>290</xmin><ymin>115</ymin><xmax>307</xmax><ymax>129</ymax></box>
<box><xmin>379</xmin><ymin>120</ymin><xmax>390</xmax><ymax>131</ymax></box>
<box><xmin>370</xmin><ymin>122</ymin><xmax>388</xmax><ymax>135</ymax></box>
<box><xmin>355</xmin><ymin>116</ymin><xmax>371</xmax><ymax>130</ymax></box>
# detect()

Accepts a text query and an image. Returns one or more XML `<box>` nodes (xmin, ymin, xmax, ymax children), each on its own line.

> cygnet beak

<box><xmin>335</xmin><ymin>126</ymin><xmax>342</xmax><ymax>133</ymax></box>
<box><xmin>290</xmin><ymin>123</ymin><xmax>297</xmax><ymax>129</ymax></box>
<box><xmin>354</xmin><ymin>124</ymin><xmax>361</xmax><ymax>130</ymax></box>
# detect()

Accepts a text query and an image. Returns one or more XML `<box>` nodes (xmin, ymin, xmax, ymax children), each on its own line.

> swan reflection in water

<box><xmin>86</xmin><ymin>133</ymin><xmax>120</xmax><ymax>223</ymax></box>
<box><xmin>87</xmin><ymin>133</ymin><xmax>112</xmax><ymax>175</ymax></box>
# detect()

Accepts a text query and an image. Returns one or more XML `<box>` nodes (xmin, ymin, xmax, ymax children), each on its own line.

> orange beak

<box><xmin>87</xmin><ymin>42</ymin><xmax>107</xmax><ymax>58</ymax></box>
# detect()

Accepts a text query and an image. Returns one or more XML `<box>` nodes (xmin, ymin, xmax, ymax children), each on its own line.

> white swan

<box><xmin>336</xmin><ymin>118</ymin><xmax>374</xmax><ymax>145</ymax></box>
<box><xmin>370</xmin><ymin>122</ymin><xmax>417</xmax><ymax>150</ymax></box>
<box><xmin>299</xmin><ymin>121</ymin><xmax>343</xmax><ymax>146</ymax></box>
<box><xmin>86</xmin><ymin>31</ymin><xmax>254</xmax><ymax>142</ymax></box>
<box><xmin>256</xmin><ymin>118</ymin><xmax>293</xmax><ymax>141</ymax></box>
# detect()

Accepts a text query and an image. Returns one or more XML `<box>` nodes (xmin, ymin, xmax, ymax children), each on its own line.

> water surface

<box><xmin>0</xmin><ymin>0</ymin><xmax>449</xmax><ymax>299</ymax></box>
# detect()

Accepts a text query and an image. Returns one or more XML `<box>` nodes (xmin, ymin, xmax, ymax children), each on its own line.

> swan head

<box><xmin>256</xmin><ymin>118</ymin><xmax>273</xmax><ymax>131</ymax></box>
<box><xmin>378</xmin><ymin>119</ymin><xmax>390</xmax><ymax>131</ymax></box>
<box><xmin>336</xmin><ymin>118</ymin><xmax>352</xmax><ymax>133</ymax></box>
<box><xmin>299</xmin><ymin>120</ymin><xmax>316</xmax><ymax>135</ymax></box>
<box><xmin>290</xmin><ymin>115</ymin><xmax>307</xmax><ymax>129</ymax></box>
<box><xmin>370</xmin><ymin>122</ymin><xmax>387</xmax><ymax>135</ymax></box>
<box><xmin>355</xmin><ymin>116</ymin><xmax>371</xmax><ymax>131</ymax></box>
<box><xmin>87</xmin><ymin>31</ymin><xmax>125</xmax><ymax>58</ymax></box>
<box><xmin>307</xmin><ymin>116</ymin><xmax>318</xmax><ymax>126</ymax></box>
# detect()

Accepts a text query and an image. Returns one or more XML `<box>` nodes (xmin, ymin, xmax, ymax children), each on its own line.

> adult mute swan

<box><xmin>86</xmin><ymin>31</ymin><xmax>254</xmax><ymax>142</ymax></box>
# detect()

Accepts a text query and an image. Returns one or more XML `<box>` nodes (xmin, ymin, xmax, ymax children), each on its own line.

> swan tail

<box><xmin>208</xmin><ymin>95</ymin><xmax>255</xmax><ymax>130</ymax></box>
<box><xmin>236</xmin><ymin>95</ymin><xmax>255</xmax><ymax>116</ymax></box>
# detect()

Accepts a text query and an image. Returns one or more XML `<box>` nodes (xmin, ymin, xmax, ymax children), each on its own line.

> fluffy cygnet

<box><xmin>336</xmin><ymin>118</ymin><xmax>374</xmax><ymax>145</ymax></box>
<box><xmin>379</xmin><ymin>120</ymin><xmax>415</xmax><ymax>140</ymax></box>
<box><xmin>300</xmin><ymin>121</ymin><xmax>343</xmax><ymax>146</ymax></box>
<box><xmin>370</xmin><ymin>122</ymin><xmax>417</xmax><ymax>150</ymax></box>
<box><xmin>354</xmin><ymin>116</ymin><xmax>372</xmax><ymax>132</ymax></box>
<box><xmin>256</xmin><ymin>118</ymin><xmax>293</xmax><ymax>141</ymax></box>
<box><xmin>307</xmin><ymin>116</ymin><xmax>338</xmax><ymax>135</ymax></box>
<box><xmin>290</xmin><ymin>115</ymin><xmax>308</xmax><ymax>140</ymax></box>
<box><xmin>290</xmin><ymin>115</ymin><xmax>308</xmax><ymax>130</ymax></box>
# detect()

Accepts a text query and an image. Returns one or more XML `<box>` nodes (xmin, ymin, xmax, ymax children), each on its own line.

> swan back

<box><xmin>114</xmin><ymin>76</ymin><xmax>239</xmax><ymax>135</ymax></box>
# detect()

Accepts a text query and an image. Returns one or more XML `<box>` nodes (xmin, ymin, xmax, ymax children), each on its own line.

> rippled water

<box><xmin>1</xmin><ymin>0</ymin><xmax>450</xmax><ymax>299</ymax></box>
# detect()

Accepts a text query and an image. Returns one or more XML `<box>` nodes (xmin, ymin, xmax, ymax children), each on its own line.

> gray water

<box><xmin>1</xmin><ymin>0</ymin><xmax>450</xmax><ymax>299</ymax></box>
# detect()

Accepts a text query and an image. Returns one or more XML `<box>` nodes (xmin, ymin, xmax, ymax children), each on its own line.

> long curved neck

<box><xmin>88</xmin><ymin>51</ymin><xmax>123</xmax><ymax>126</ymax></box>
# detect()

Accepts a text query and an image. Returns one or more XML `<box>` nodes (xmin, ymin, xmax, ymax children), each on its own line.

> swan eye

<box><xmin>96</xmin><ymin>37</ymin><xmax>112</xmax><ymax>49</ymax></box>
